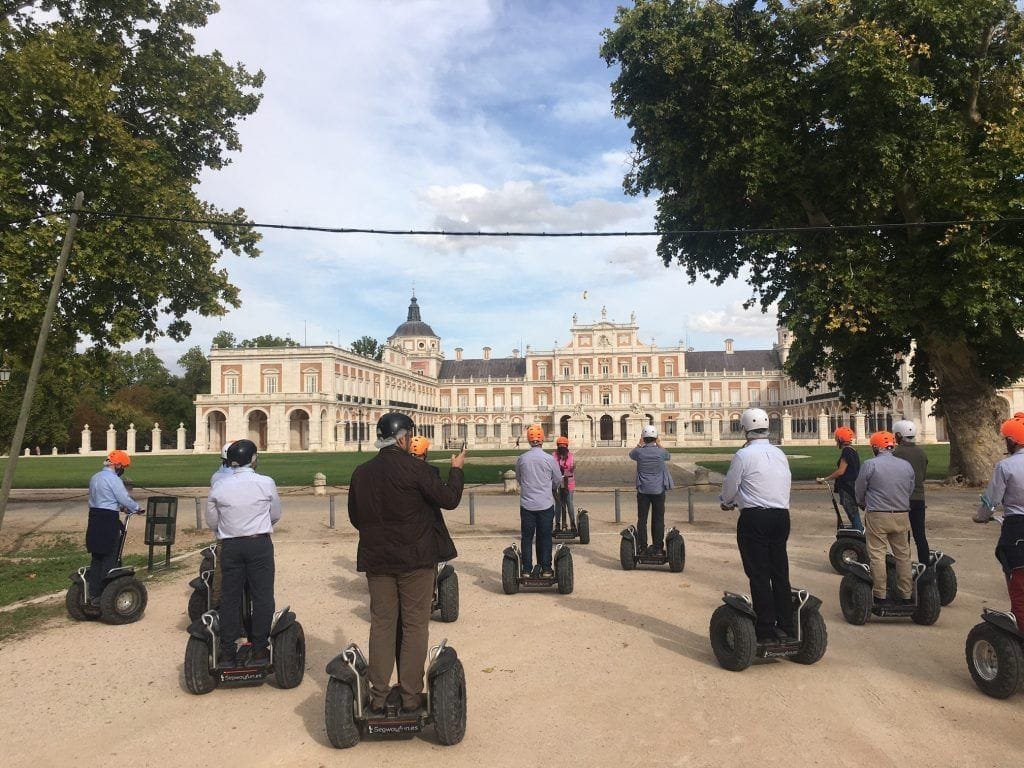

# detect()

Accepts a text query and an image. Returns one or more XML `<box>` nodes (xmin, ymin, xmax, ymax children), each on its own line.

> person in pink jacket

<box><xmin>552</xmin><ymin>436</ymin><xmax>577</xmax><ymax>533</ymax></box>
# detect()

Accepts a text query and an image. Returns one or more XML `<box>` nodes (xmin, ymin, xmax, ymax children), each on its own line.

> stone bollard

<box><xmin>693</xmin><ymin>466</ymin><xmax>710</xmax><ymax>488</ymax></box>
<box><xmin>502</xmin><ymin>469</ymin><xmax>519</xmax><ymax>494</ymax></box>
<box><xmin>313</xmin><ymin>472</ymin><xmax>327</xmax><ymax>496</ymax></box>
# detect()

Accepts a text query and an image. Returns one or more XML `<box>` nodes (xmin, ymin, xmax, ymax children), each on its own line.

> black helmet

<box><xmin>376</xmin><ymin>412</ymin><xmax>415</xmax><ymax>445</ymax></box>
<box><xmin>226</xmin><ymin>439</ymin><xmax>258</xmax><ymax>467</ymax></box>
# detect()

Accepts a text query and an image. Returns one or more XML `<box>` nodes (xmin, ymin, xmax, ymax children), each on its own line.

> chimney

<box><xmin>512</xmin><ymin>348</ymin><xmax>520</xmax><ymax>359</ymax></box>
<box><xmin>483</xmin><ymin>346</ymin><xmax>491</xmax><ymax>360</ymax></box>
<box><xmin>455</xmin><ymin>347</ymin><xmax>463</xmax><ymax>361</ymax></box>
<box><xmin>725</xmin><ymin>338</ymin><xmax>734</xmax><ymax>354</ymax></box>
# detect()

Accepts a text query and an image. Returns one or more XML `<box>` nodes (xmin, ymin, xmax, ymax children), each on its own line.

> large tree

<box><xmin>0</xmin><ymin>0</ymin><xmax>264</xmax><ymax>371</ymax></box>
<box><xmin>350</xmin><ymin>335</ymin><xmax>383</xmax><ymax>361</ymax></box>
<box><xmin>602</xmin><ymin>0</ymin><xmax>1024</xmax><ymax>483</ymax></box>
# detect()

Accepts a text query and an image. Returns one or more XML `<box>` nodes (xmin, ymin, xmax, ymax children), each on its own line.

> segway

<box><xmin>553</xmin><ymin>504</ymin><xmax>591</xmax><ymax>545</ymax></box>
<box><xmin>66</xmin><ymin>509</ymin><xmax>148</xmax><ymax>625</ymax></box>
<box><xmin>500</xmin><ymin>543</ymin><xmax>573</xmax><ymax>594</ymax></box>
<box><xmin>183</xmin><ymin>582</ymin><xmax>306</xmax><ymax>695</ymax></box>
<box><xmin>709</xmin><ymin>588</ymin><xmax>828</xmax><ymax>671</ymax></box>
<box><xmin>886</xmin><ymin>551</ymin><xmax>957</xmax><ymax>606</ymax></box>
<box><xmin>838</xmin><ymin>560</ymin><xmax>941</xmax><ymax>625</ymax></box>
<box><xmin>187</xmin><ymin>544</ymin><xmax>219</xmax><ymax>621</ymax></box>
<box><xmin>965</xmin><ymin>608</ymin><xmax>1024</xmax><ymax>699</ymax></box>
<box><xmin>325</xmin><ymin>638</ymin><xmax>466</xmax><ymax>748</ymax></box>
<box><xmin>619</xmin><ymin>525</ymin><xmax>685</xmax><ymax>572</ymax></box>
<box><xmin>431</xmin><ymin>561</ymin><xmax>459</xmax><ymax>623</ymax></box>
<box><xmin>823</xmin><ymin>481</ymin><xmax>867</xmax><ymax>573</ymax></box>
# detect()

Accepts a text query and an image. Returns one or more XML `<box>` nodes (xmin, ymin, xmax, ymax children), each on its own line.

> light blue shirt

<box><xmin>720</xmin><ymin>438</ymin><xmax>791</xmax><ymax>510</ymax></box>
<box><xmin>855</xmin><ymin>450</ymin><xmax>915</xmax><ymax>511</ymax></box>
<box><xmin>516</xmin><ymin>446</ymin><xmax>562</xmax><ymax>512</ymax></box>
<box><xmin>88</xmin><ymin>466</ymin><xmax>141</xmax><ymax>513</ymax></box>
<box><xmin>206</xmin><ymin>467</ymin><xmax>282</xmax><ymax>538</ymax></box>
<box><xmin>982</xmin><ymin>448</ymin><xmax>1024</xmax><ymax>518</ymax></box>
<box><xmin>210</xmin><ymin>464</ymin><xmax>234</xmax><ymax>487</ymax></box>
<box><xmin>628</xmin><ymin>443</ymin><xmax>674</xmax><ymax>494</ymax></box>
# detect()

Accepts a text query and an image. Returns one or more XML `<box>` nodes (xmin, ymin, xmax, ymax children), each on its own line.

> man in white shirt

<box><xmin>206</xmin><ymin>439</ymin><xmax>282</xmax><ymax>668</ymax></box>
<box><xmin>720</xmin><ymin>408</ymin><xmax>794</xmax><ymax>643</ymax></box>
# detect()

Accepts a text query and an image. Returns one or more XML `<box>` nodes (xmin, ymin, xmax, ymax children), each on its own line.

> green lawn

<box><xmin>691</xmin><ymin>444</ymin><xmax>951</xmax><ymax>482</ymax></box>
<box><xmin>0</xmin><ymin>451</ymin><xmax>517</xmax><ymax>489</ymax></box>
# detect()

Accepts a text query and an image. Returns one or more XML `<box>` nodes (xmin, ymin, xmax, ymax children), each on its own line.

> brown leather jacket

<box><xmin>347</xmin><ymin>445</ymin><xmax>464</xmax><ymax>573</ymax></box>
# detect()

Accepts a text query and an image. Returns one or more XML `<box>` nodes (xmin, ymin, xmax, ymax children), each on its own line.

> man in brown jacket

<box><xmin>348</xmin><ymin>412</ymin><xmax>466</xmax><ymax>714</ymax></box>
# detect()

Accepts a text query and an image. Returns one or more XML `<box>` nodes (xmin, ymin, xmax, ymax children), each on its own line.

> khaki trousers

<box><xmin>366</xmin><ymin>568</ymin><xmax>435</xmax><ymax>710</ymax></box>
<box><xmin>865</xmin><ymin>511</ymin><xmax>912</xmax><ymax>599</ymax></box>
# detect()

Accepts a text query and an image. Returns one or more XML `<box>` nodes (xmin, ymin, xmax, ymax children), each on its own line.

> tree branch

<box><xmin>967</xmin><ymin>24</ymin><xmax>996</xmax><ymax>125</ymax></box>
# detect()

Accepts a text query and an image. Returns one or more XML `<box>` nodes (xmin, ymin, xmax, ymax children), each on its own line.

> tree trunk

<box><xmin>923</xmin><ymin>335</ymin><xmax>1007</xmax><ymax>485</ymax></box>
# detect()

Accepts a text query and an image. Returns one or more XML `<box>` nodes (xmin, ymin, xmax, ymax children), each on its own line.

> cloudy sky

<box><xmin>151</xmin><ymin>0</ymin><xmax>781</xmax><ymax>369</ymax></box>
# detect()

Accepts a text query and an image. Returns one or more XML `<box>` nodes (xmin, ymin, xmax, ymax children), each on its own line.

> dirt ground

<box><xmin>0</xmin><ymin>452</ymin><xmax>1019</xmax><ymax>768</ymax></box>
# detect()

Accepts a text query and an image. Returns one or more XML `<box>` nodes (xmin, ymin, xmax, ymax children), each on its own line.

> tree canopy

<box><xmin>350</xmin><ymin>335</ymin><xmax>383</xmax><ymax>361</ymax></box>
<box><xmin>602</xmin><ymin>0</ymin><xmax>1024</xmax><ymax>482</ymax></box>
<box><xmin>0</xmin><ymin>0</ymin><xmax>264</xmax><ymax>369</ymax></box>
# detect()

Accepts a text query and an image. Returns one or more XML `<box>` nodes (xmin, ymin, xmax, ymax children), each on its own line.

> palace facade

<box><xmin>193</xmin><ymin>297</ymin><xmax>1024</xmax><ymax>453</ymax></box>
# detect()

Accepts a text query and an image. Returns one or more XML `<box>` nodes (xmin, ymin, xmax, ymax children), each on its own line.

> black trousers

<box><xmin>636</xmin><ymin>492</ymin><xmax>666</xmax><ymax>550</ymax></box>
<box><xmin>908</xmin><ymin>499</ymin><xmax>929</xmax><ymax>564</ymax></box>
<box><xmin>219</xmin><ymin>535</ymin><xmax>275</xmax><ymax>650</ymax></box>
<box><xmin>87</xmin><ymin>551</ymin><xmax>119</xmax><ymax>600</ymax></box>
<box><xmin>737</xmin><ymin>508</ymin><xmax>793</xmax><ymax>638</ymax></box>
<box><xmin>85</xmin><ymin>507</ymin><xmax>122</xmax><ymax>599</ymax></box>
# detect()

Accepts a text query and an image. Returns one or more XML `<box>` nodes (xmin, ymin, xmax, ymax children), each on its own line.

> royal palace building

<box><xmin>193</xmin><ymin>297</ymin><xmax>1024</xmax><ymax>453</ymax></box>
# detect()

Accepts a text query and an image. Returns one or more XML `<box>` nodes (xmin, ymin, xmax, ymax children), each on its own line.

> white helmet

<box><xmin>892</xmin><ymin>419</ymin><xmax>917</xmax><ymax>441</ymax></box>
<box><xmin>220</xmin><ymin>441</ymin><xmax>234</xmax><ymax>460</ymax></box>
<box><xmin>740</xmin><ymin>408</ymin><xmax>770</xmax><ymax>435</ymax></box>
<box><xmin>641</xmin><ymin>424</ymin><xmax>658</xmax><ymax>440</ymax></box>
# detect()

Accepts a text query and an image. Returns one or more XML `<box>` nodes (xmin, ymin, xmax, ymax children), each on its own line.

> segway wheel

<box><xmin>437</xmin><ymin>571</ymin><xmax>460</xmax><ymax>622</ymax></box>
<box><xmin>938</xmin><ymin>565</ymin><xmax>958</xmax><ymax>607</ymax></box>
<box><xmin>273</xmin><ymin>621</ymin><xmax>306</xmax><ymax>689</ymax></box>
<box><xmin>501</xmin><ymin>554</ymin><xmax>520</xmax><ymax>595</ymax></box>
<box><xmin>431</xmin><ymin>655</ymin><xmax>467</xmax><ymax>746</ymax></box>
<box><xmin>965</xmin><ymin>621</ymin><xmax>1024</xmax><ymax>699</ymax></box>
<box><xmin>790</xmin><ymin>606</ymin><xmax>828</xmax><ymax>665</ymax></box>
<box><xmin>556</xmin><ymin>550</ymin><xmax>574</xmax><ymax>595</ymax></box>
<box><xmin>709</xmin><ymin>604</ymin><xmax>756</xmax><ymax>671</ymax></box>
<box><xmin>839</xmin><ymin>574</ymin><xmax>872</xmax><ymax>625</ymax></box>
<box><xmin>184</xmin><ymin>636</ymin><xmax>218</xmax><ymax>695</ymax></box>
<box><xmin>577</xmin><ymin>511</ymin><xmax>590</xmax><ymax>545</ymax></box>
<box><xmin>667</xmin><ymin>535</ymin><xmax>685</xmax><ymax>573</ymax></box>
<box><xmin>619</xmin><ymin>537</ymin><xmax>636</xmax><ymax>571</ymax></box>
<box><xmin>324</xmin><ymin>677</ymin><xmax>361</xmax><ymax>748</ymax></box>
<box><xmin>99</xmin><ymin>576</ymin><xmax>148</xmax><ymax>625</ymax></box>
<box><xmin>65</xmin><ymin>582</ymin><xmax>92</xmax><ymax>622</ymax></box>
<box><xmin>911</xmin><ymin>580</ymin><xmax>941</xmax><ymax>626</ymax></box>
<box><xmin>828</xmin><ymin>538</ymin><xmax>868</xmax><ymax>574</ymax></box>
<box><xmin>187</xmin><ymin>588</ymin><xmax>208</xmax><ymax>622</ymax></box>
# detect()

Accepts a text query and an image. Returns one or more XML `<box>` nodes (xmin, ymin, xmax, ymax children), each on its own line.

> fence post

<box><xmin>469</xmin><ymin>492</ymin><xmax>475</xmax><ymax>525</ymax></box>
<box><xmin>688</xmin><ymin>486</ymin><xmax>695</xmax><ymax>523</ymax></box>
<box><xmin>195</xmin><ymin>497</ymin><xmax>202</xmax><ymax>529</ymax></box>
<box><xmin>329</xmin><ymin>494</ymin><xmax>336</xmax><ymax>529</ymax></box>
<box><xmin>614</xmin><ymin>488</ymin><xmax>621</xmax><ymax>523</ymax></box>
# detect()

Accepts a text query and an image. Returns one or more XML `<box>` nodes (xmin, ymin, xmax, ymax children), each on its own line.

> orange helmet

<box><xmin>834</xmin><ymin>427</ymin><xmax>855</xmax><ymax>443</ymax></box>
<box><xmin>107</xmin><ymin>449</ymin><xmax>131</xmax><ymax>468</ymax></box>
<box><xmin>409</xmin><ymin>435</ymin><xmax>430</xmax><ymax>457</ymax></box>
<box><xmin>526</xmin><ymin>424</ymin><xmax>545</xmax><ymax>444</ymax></box>
<box><xmin>1000</xmin><ymin>419</ymin><xmax>1024</xmax><ymax>445</ymax></box>
<box><xmin>869</xmin><ymin>431</ymin><xmax>896</xmax><ymax>451</ymax></box>
<box><xmin>556</xmin><ymin>436</ymin><xmax>569</xmax><ymax>447</ymax></box>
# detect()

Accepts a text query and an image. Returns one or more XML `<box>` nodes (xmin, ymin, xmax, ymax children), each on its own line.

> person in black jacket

<box><xmin>409</xmin><ymin>435</ymin><xmax>458</xmax><ymax>562</ymax></box>
<box><xmin>348</xmin><ymin>413</ymin><xmax>465</xmax><ymax>714</ymax></box>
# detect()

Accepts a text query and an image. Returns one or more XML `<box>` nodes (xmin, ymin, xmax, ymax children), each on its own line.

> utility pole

<box><xmin>0</xmin><ymin>192</ymin><xmax>84</xmax><ymax>533</ymax></box>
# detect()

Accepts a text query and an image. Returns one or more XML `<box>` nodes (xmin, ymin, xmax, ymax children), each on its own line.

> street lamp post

<box><xmin>357</xmin><ymin>407</ymin><xmax>364</xmax><ymax>452</ymax></box>
<box><xmin>0</xmin><ymin>364</ymin><xmax>10</xmax><ymax>388</ymax></box>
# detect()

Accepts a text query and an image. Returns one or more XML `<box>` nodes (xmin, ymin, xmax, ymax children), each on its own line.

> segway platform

<box><xmin>324</xmin><ymin>639</ymin><xmax>467</xmax><ymax>748</ymax></box>
<box><xmin>709</xmin><ymin>588</ymin><xmax>828</xmax><ymax>671</ymax></box>
<box><xmin>501</xmin><ymin>543</ymin><xmax>573</xmax><ymax>594</ymax></box>
<box><xmin>965</xmin><ymin>608</ymin><xmax>1024</xmax><ymax>699</ymax></box>
<box><xmin>839</xmin><ymin>561</ymin><xmax>941</xmax><ymax>624</ymax></box>
<box><xmin>552</xmin><ymin>509</ymin><xmax>591</xmax><ymax>544</ymax></box>
<box><xmin>619</xmin><ymin>525</ymin><xmax>685</xmax><ymax>572</ymax></box>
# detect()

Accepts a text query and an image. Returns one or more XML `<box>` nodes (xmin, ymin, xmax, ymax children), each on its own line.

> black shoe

<box><xmin>366</xmin><ymin>700</ymin><xmax>385</xmax><ymax>716</ymax></box>
<box><xmin>217</xmin><ymin>645</ymin><xmax>237</xmax><ymax>669</ymax></box>
<box><xmin>898</xmin><ymin>597</ymin><xmax>915</xmax><ymax>607</ymax></box>
<box><xmin>530</xmin><ymin>565</ymin><xmax>542</xmax><ymax>578</ymax></box>
<box><xmin>873</xmin><ymin>595</ymin><xmax>891</xmax><ymax>607</ymax></box>
<box><xmin>554</xmin><ymin>525</ymin><xmax>562</xmax><ymax>533</ymax></box>
<box><xmin>521</xmin><ymin>567</ymin><xmax>532</xmax><ymax>577</ymax></box>
<box><xmin>251</xmin><ymin>646</ymin><xmax>271</xmax><ymax>667</ymax></box>
<box><xmin>776</xmin><ymin>627</ymin><xmax>798</xmax><ymax>643</ymax></box>
<box><xmin>757</xmin><ymin>633</ymin><xmax>781</xmax><ymax>646</ymax></box>
<box><xmin>540</xmin><ymin>568</ymin><xmax>554</xmax><ymax>578</ymax></box>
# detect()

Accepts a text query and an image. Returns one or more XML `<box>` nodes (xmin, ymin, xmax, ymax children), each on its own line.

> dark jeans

<box><xmin>520</xmin><ymin>506</ymin><xmax>554</xmax><ymax>570</ymax></box>
<box><xmin>908</xmin><ymin>499</ymin><xmax>929</xmax><ymax>563</ymax></box>
<box><xmin>837</xmin><ymin>487</ymin><xmax>863</xmax><ymax>531</ymax></box>
<box><xmin>219</xmin><ymin>535</ymin><xmax>275</xmax><ymax>650</ymax></box>
<box><xmin>636</xmin><ymin>492</ymin><xmax>666</xmax><ymax>550</ymax></box>
<box><xmin>87</xmin><ymin>551</ymin><xmax>119</xmax><ymax>600</ymax></box>
<box><xmin>737</xmin><ymin>508</ymin><xmax>793</xmax><ymax>638</ymax></box>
